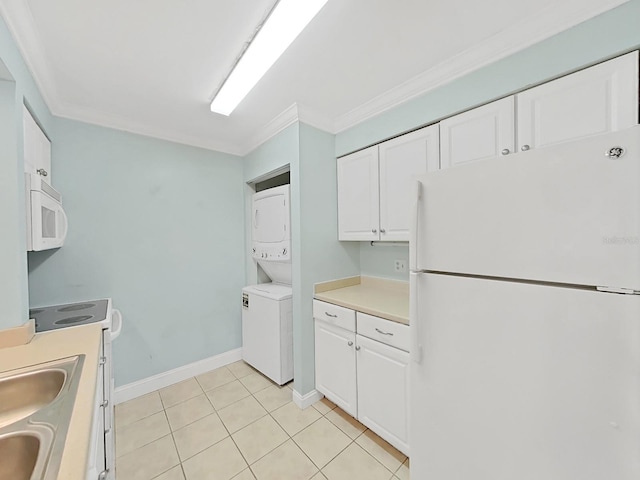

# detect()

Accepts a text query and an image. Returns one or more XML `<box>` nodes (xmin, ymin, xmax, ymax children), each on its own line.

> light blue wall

<box><xmin>0</xmin><ymin>78</ymin><xmax>24</xmax><ymax>329</ymax></box>
<box><xmin>336</xmin><ymin>0</ymin><xmax>640</xmax><ymax>156</ymax></box>
<box><xmin>0</xmin><ymin>15</ymin><xmax>55</xmax><ymax>329</ymax></box>
<box><xmin>295</xmin><ymin>123</ymin><xmax>360</xmax><ymax>394</ymax></box>
<box><xmin>360</xmin><ymin>243</ymin><xmax>409</xmax><ymax>281</ymax></box>
<box><xmin>242</xmin><ymin>123</ymin><xmax>360</xmax><ymax>395</ymax></box>
<box><xmin>2</xmin><ymin>10</ymin><xmax>246</xmax><ymax>384</ymax></box>
<box><xmin>28</xmin><ymin>119</ymin><xmax>245</xmax><ymax>386</ymax></box>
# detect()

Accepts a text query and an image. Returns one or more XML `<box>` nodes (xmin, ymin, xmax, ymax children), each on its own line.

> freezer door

<box><xmin>410</xmin><ymin>272</ymin><xmax>640</xmax><ymax>480</ymax></box>
<box><xmin>411</xmin><ymin>125</ymin><xmax>640</xmax><ymax>290</ymax></box>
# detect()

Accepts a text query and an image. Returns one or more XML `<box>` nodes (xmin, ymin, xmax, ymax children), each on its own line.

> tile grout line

<box><xmin>289</xmin><ymin>415</ymin><xmax>354</xmax><ymax>474</ymax></box>
<box><xmin>227</xmin><ymin>378</ymin><xmax>296</xmax><ymax>472</ymax></box>
<box><xmin>147</xmin><ymin>407</ymin><xmax>182</xmax><ymax>480</ymax></box>
<box><xmin>205</xmin><ymin>391</ymin><xmax>256</xmax><ymax>480</ymax></box>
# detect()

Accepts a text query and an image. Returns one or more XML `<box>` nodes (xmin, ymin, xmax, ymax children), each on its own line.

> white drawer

<box><xmin>356</xmin><ymin>312</ymin><xmax>409</xmax><ymax>352</ymax></box>
<box><xmin>313</xmin><ymin>300</ymin><xmax>356</xmax><ymax>332</ymax></box>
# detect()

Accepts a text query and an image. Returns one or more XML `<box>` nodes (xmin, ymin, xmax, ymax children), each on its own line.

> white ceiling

<box><xmin>0</xmin><ymin>0</ymin><xmax>627</xmax><ymax>155</ymax></box>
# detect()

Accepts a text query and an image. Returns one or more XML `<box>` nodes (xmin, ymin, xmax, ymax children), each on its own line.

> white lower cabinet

<box><xmin>356</xmin><ymin>334</ymin><xmax>410</xmax><ymax>455</ymax></box>
<box><xmin>314</xmin><ymin>319</ymin><xmax>357</xmax><ymax>417</ymax></box>
<box><xmin>314</xmin><ymin>300</ymin><xmax>410</xmax><ymax>455</ymax></box>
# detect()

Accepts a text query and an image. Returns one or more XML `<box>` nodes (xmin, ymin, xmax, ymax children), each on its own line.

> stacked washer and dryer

<box><xmin>242</xmin><ymin>184</ymin><xmax>293</xmax><ymax>385</ymax></box>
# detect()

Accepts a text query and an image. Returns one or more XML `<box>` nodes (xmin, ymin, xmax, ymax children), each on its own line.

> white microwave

<box><xmin>25</xmin><ymin>173</ymin><xmax>68</xmax><ymax>251</ymax></box>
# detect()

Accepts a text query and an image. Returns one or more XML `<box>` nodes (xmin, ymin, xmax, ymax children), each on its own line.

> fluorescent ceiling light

<box><xmin>210</xmin><ymin>0</ymin><xmax>329</xmax><ymax>116</ymax></box>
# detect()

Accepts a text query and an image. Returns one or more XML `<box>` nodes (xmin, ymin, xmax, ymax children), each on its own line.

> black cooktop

<box><xmin>30</xmin><ymin>299</ymin><xmax>109</xmax><ymax>332</ymax></box>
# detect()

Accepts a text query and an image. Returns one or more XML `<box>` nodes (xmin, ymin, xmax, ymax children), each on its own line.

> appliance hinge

<box><xmin>596</xmin><ymin>286</ymin><xmax>639</xmax><ymax>295</ymax></box>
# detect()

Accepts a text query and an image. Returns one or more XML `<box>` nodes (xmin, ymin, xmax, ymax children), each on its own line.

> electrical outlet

<box><xmin>394</xmin><ymin>259</ymin><xmax>406</xmax><ymax>273</ymax></box>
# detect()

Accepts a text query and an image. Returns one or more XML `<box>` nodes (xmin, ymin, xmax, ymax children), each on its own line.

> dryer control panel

<box><xmin>251</xmin><ymin>244</ymin><xmax>290</xmax><ymax>261</ymax></box>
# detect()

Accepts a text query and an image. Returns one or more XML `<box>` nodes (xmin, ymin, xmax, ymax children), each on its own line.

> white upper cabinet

<box><xmin>439</xmin><ymin>96</ymin><xmax>515</xmax><ymax>169</ymax></box>
<box><xmin>338</xmin><ymin>124</ymin><xmax>440</xmax><ymax>241</ymax></box>
<box><xmin>517</xmin><ymin>50</ymin><xmax>639</xmax><ymax>151</ymax></box>
<box><xmin>378</xmin><ymin>124</ymin><xmax>439</xmax><ymax>241</ymax></box>
<box><xmin>440</xmin><ymin>52</ymin><xmax>639</xmax><ymax>169</ymax></box>
<box><xmin>337</xmin><ymin>146</ymin><xmax>379</xmax><ymax>241</ymax></box>
<box><xmin>23</xmin><ymin>105</ymin><xmax>52</xmax><ymax>182</ymax></box>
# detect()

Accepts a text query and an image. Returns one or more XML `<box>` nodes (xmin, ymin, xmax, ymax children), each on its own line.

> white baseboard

<box><xmin>292</xmin><ymin>388</ymin><xmax>323</xmax><ymax>410</ymax></box>
<box><xmin>114</xmin><ymin>348</ymin><xmax>243</xmax><ymax>404</ymax></box>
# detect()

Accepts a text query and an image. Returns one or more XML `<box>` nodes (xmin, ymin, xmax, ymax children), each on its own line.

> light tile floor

<box><xmin>115</xmin><ymin>361</ymin><xmax>410</xmax><ymax>480</ymax></box>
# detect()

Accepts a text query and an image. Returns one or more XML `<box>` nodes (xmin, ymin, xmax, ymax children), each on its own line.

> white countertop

<box><xmin>314</xmin><ymin>276</ymin><xmax>409</xmax><ymax>325</ymax></box>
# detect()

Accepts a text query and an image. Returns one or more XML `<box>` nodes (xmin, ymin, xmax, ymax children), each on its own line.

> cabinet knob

<box><xmin>36</xmin><ymin>168</ymin><xmax>48</xmax><ymax>177</ymax></box>
<box><xmin>520</xmin><ymin>144</ymin><xmax>530</xmax><ymax>151</ymax></box>
<box><xmin>355</xmin><ymin>345</ymin><xmax>361</xmax><ymax>351</ymax></box>
<box><xmin>98</xmin><ymin>469</ymin><xmax>109</xmax><ymax>480</ymax></box>
<box><xmin>347</xmin><ymin>341</ymin><xmax>353</xmax><ymax>347</ymax></box>
<box><xmin>371</xmin><ymin>228</ymin><xmax>377</xmax><ymax>234</ymax></box>
<box><xmin>100</xmin><ymin>399</ymin><xmax>109</xmax><ymax>408</ymax></box>
<box><xmin>379</xmin><ymin>228</ymin><xmax>386</xmax><ymax>234</ymax></box>
<box><xmin>501</xmin><ymin>149</ymin><xmax>510</xmax><ymax>156</ymax></box>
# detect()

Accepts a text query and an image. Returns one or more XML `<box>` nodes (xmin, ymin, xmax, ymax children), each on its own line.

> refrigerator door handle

<box><xmin>409</xmin><ymin>180</ymin><xmax>423</xmax><ymax>271</ymax></box>
<box><xmin>410</xmin><ymin>272</ymin><xmax>423</xmax><ymax>364</ymax></box>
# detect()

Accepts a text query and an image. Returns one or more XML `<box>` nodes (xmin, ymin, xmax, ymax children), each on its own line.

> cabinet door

<box><xmin>379</xmin><ymin>124</ymin><xmax>439</xmax><ymax>241</ymax></box>
<box><xmin>337</xmin><ymin>146</ymin><xmax>380</xmax><ymax>241</ymax></box>
<box><xmin>517</xmin><ymin>51</ymin><xmax>639</xmax><ymax>152</ymax></box>
<box><xmin>356</xmin><ymin>334</ymin><xmax>410</xmax><ymax>455</ymax></box>
<box><xmin>23</xmin><ymin>105</ymin><xmax>52</xmax><ymax>181</ymax></box>
<box><xmin>440</xmin><ymin>96</ymin><xmax>515</xmax><ymax>169</ymax></box>
<box><xmin>314</xmin><ymin>319</ymin><xmax>357</xmax><ymax>416</ymax></box>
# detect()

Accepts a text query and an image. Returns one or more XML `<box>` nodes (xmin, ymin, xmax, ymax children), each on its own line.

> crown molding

<box><xmin>333</xmin><ymin>0</ymin><xmax>630</xmax><ymax>133</ymax></box>
<box><xmin>240</xmin><ymin>102</ymin><xmax>335</xmax><ymax>156</ymax></box>
<box><xmin>0</xmin><ymin>0</ymin><xmax>63</xmax><ymax>113</ymax></box>
<box><xmin>57</xmin><ymin>99</ymin><xmax>245</xmax><ymax>155</ymax></box>
<box><xmin>296</xmin><ymin>102</ymin><xmax>335</xmax><ymax>133</ymax></box>
<box><xmin>240</xmin><ymin>103</ymin><xmax>300</xmax><ymax>156</ymax></box>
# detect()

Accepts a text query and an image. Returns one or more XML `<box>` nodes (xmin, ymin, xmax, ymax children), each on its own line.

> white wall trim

<box><xmin>56</xmin><ymin>99</ymin><xmax>245</xmax><ymax>156</ymax></box>
<box><xmin>296</xmin><ymin>103</ymin><xmax>335</xmax><ymax>134</ymax></box>
<box><xmin>0</xmin><ymin>0</ymin><xmax>63</xmax><ymax>114</ymax></box>
<box><xmin>332</xmin><ymin>0</ymin><xmax>630</xmax><ymax>133</ymax></box>
<box><xmin>240</xmin><ymin>103</ymin><xmax>301</xmax><ymax>156</ymax></box>
<box><xmin>241</xmin><ymin>102</ymin><xmax>336</xmax><ymax>156</ymax></box>
<box><xmin>114</xmin><ymin>348</ymin><xmax>242</xmax><ymax>405</ymax></box>
<box><xmin>292</xmin><ymin>388</ymin><xmax>323</xmax><ymax>410</ymax></box>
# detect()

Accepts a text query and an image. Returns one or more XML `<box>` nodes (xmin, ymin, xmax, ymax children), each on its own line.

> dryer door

<box><xmin>253</xmin><ymin>193</ymin><xmax>287</xmax><ymax>244</ymax></box>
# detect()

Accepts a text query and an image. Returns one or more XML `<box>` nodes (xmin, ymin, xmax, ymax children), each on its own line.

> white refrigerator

<box><xmin>409</xmin><ymin>125</ymin><xmax>640</xmax><ymax>480</ymax></box>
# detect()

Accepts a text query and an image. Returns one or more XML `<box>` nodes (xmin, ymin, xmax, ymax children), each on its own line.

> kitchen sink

<box><xmin>0</xmin><ymin>369</ymin><xmax>66</xmax><ymax>429</ymax></box>
<box><xmin>0</xmin><ymin>355</ymin><xmax>85</xmax><ymax>480</ymax></box>
<box><xmin>0</xmin><ymin>433</ymin><xmax>40</xmax><ymax>480</ymax></box>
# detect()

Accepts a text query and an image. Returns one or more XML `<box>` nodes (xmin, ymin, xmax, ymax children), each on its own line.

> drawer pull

<box><xmin>375</xmin><ymin>328</ymin><xmax>394</xmax><ymax>336</ymax></box>
<box><xmin>325</xmin><ymin>312</ymin><xmax>338</xmax><ymax>318</ymax></box>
